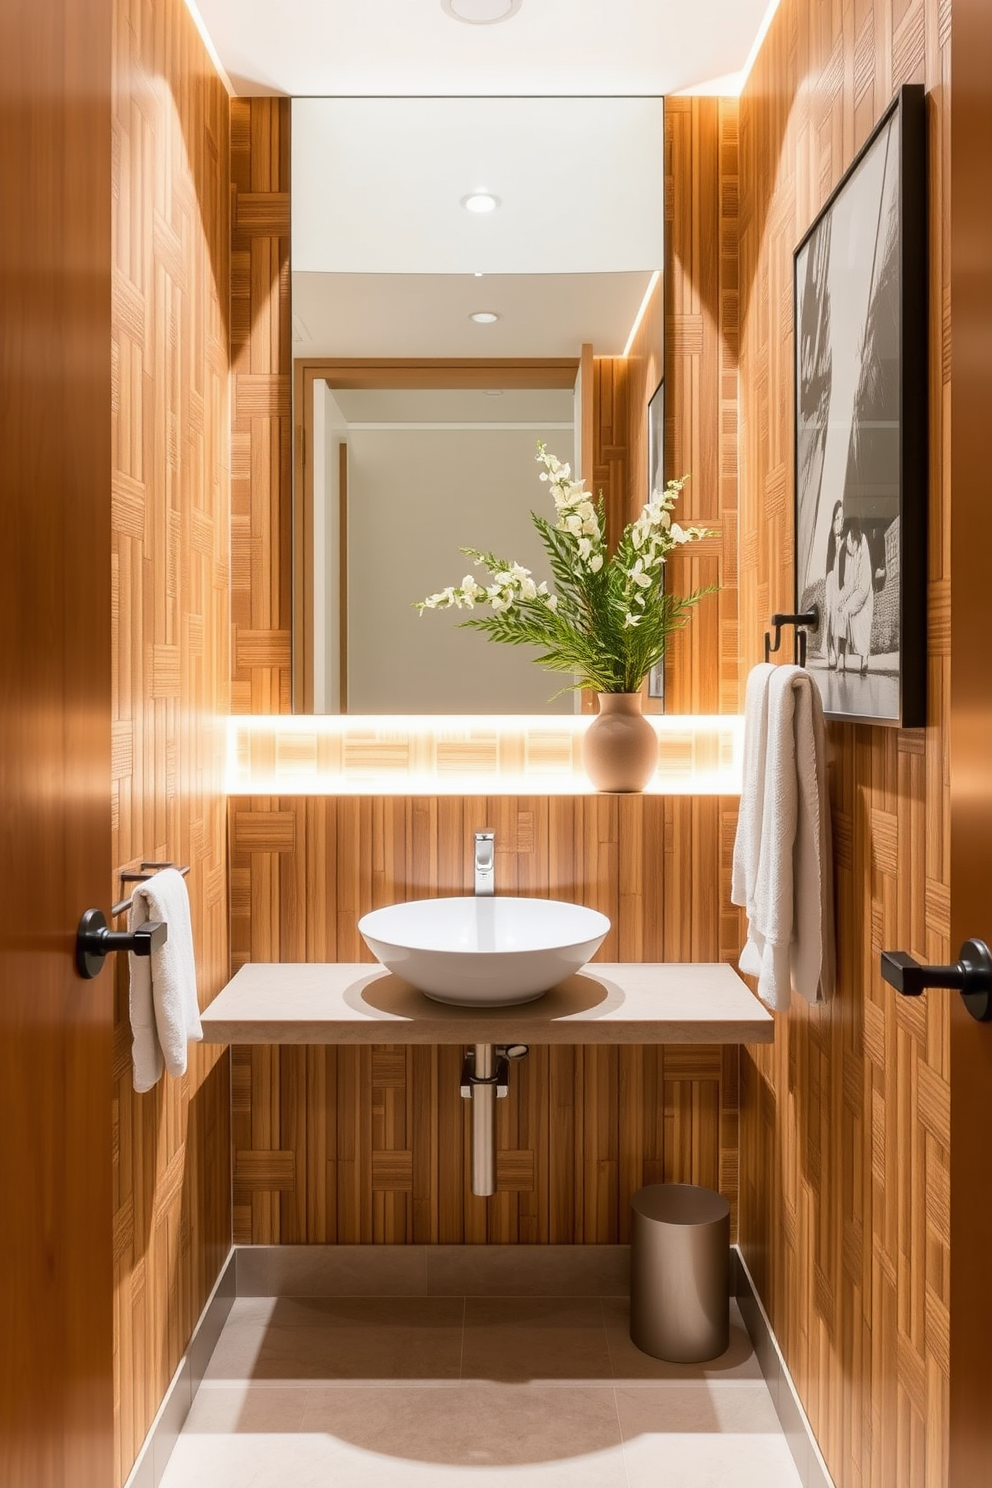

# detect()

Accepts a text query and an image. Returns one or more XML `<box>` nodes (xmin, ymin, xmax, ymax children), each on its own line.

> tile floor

<box><xmin>160</xmin><ymin>1289</ymin><xmax>804</xmax><ymax>1487</ymax></box>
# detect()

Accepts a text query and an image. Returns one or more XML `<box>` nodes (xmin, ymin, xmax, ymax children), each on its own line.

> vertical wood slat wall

<box><xmin>595</xmin><ymin>99</ymin><xmax>740</xmax><ymax>718</ymax></box>
<box><xmin>736</xmin><ymin>4</ymin><xmax>951</xmax><ymax>1486</ymax></box>
<box><xmin>230</xmin><ymin>98</ymin><xmax>293</xmax><ymax>716</ymax></box>
<box><xmin>228</xmin><ymin>97</ymin><xmax>747</xmax><ymax>1251</ymax></box>
<box><xmin>111</xmin><ymin>2</ymin><xmax>232</xmax><ymax>1482</ymax></box>
<box><xmin>228</xmin><ymin>795</ymin><xmax>744</xmax><ymax>1244</ymax></box>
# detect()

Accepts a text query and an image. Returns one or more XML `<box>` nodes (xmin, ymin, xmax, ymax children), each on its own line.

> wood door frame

<box><xmin>292</xmin><ymin>357</ymin><xmax>580</xmax><ymax>712</ymax></box>
<box><xmin>949</xmin><ymin>0</ymin><xmax>992</xmax><ymax>1480</ymax></box>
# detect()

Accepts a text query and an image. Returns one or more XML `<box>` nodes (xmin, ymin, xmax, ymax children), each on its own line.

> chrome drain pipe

<box><xmin>460</xmin><ymin>1043</ymin><xmax>528</xmax><ymax>1196</ymax></box>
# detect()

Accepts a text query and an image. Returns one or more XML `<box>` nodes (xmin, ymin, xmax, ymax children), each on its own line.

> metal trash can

<box><xmin>630</xmin><ymin>1183</ymin><xmax>730</xmax><ymax>1362</ymax></box>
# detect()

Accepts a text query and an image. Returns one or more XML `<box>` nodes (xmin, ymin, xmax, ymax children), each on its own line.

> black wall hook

<box><xmin>764</xmin><ymin>610</ymin><xmax>819</xmax><ymax>667</ymax></box>
<box><xmin>75</xmin><ymin>908</ymin><xmax>168</xmax><ymax>980</ymax></box>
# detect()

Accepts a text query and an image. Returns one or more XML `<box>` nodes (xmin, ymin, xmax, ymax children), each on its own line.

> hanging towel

<box><xmin>731</xmin><ymin>661</ymin><xmax>775</xmax><ymax>915</ymax></box>
<box><xmin>128</xmin><ymin>868</ymin><xmax>203</xmax><ymax>1092</ymax></box>
<box><xmin>732</xmin><ymin>664</ymin><xmax>835</xmax><ymax>1011</ymax></box>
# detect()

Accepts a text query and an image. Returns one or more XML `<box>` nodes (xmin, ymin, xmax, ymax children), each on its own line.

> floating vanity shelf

<box><xmin>200</xmin><ymin>962</ymin><xmax>773</xmax><ymax>1046</ymax></box>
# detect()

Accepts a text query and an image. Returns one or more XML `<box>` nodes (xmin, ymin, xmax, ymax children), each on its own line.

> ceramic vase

<box><xmin>581</xmin><ymin>692</ymin><xmax>658</xmax><ymax>793</ymax></box>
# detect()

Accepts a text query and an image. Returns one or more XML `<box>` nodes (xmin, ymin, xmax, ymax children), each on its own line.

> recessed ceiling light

<box><xmin>470</xmin><ymin>311</ymin><xmax>499</xmax><ymax>324</ymax></box>
<box><xmin>462</xmin><ymin>192</ymin><xmax>500</xmax><ymax>214</ymax></box>
<box><xmin>441</xmin><ymin>0</ymin><xmax>523</xmax><ymax>24</ymax></box>
<box><xmin>483</xmin><ymin>389</ymin><xmax>504</xmax><ymax>396</ymax></box>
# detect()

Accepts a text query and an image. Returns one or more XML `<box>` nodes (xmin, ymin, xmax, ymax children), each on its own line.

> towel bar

<box><xmin>111</xmin><ymin>861</ymin><xmax>190</xmax><ymax>918</ymax></box>
<box><xmin>75</xmin><ymin>908</ymin><xmax>168</xmax><ymax>980</ymax></box>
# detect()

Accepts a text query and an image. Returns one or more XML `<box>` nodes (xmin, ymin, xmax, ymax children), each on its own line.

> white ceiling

<box><xmin>191</xmin><ymin>0</ymin><xmax>776</xmax><ymax>358</ymax></box>
<box><xmin>193</xmin><ymin>0</ymin><xmax>776</xmax><ymax>99</ymax></box>
<box><xmin>293</xmin><ymin>97</ymin><xmax>664</xmax><ymax>276</ymax></box>
<box><xmin>292</xmin><ymin>271</ymin><xmax>654</xmax><ymax>358</ymax></box>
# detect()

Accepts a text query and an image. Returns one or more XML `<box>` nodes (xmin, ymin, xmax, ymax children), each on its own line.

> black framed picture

<box><xmin>794</xmin><ymin>83</ymin><xmax>927</xmax><ymax>726</ymax></box>
<box><xmin>647</xmin><ymin>378</ymin><xmax>665</xmax><ymax>701</ymax></box>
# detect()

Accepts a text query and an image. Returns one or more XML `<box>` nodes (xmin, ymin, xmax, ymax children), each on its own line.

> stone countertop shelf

<box><xmin>200</xmin><ymin>962</ymin><xmax>773</xmax><ymax>1046</ymax></box>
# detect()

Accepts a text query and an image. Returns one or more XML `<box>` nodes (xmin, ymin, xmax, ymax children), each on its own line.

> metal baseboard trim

<box><xmin>733</xmin><ymin>1246</ymin><xmax>837</xmax><ymax>1488</ymax></box>
<box><xmin>122</xmin><ymin>1247</ymin><xmax>237</xmax><ymax>1488</ymax></box>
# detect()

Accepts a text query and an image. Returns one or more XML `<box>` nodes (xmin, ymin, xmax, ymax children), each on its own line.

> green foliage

<box><xmin>416</xmin><ymin>445</ymin><xmax>716</xmax><ymax>696</ymax></box>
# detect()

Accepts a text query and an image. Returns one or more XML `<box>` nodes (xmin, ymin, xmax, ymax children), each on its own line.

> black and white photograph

<box><xmin>794</xmin><ymin>84</ymin><xmax>927</xmax><ymax>726</ymax></box>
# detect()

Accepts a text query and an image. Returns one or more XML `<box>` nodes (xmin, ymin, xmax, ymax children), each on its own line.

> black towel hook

<box><xmin>764</xmin><ymin>609</ymin><xmax>819</xmax><ymax>667</ymax></box>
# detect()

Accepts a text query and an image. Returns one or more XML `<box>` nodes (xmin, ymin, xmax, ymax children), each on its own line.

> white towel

<box><xmin>128</xmin><ymin>868</ymin><xmax>203</xmax><ymax>1092</ymax></box>
<box><xmin>731</xmin><ymin>661</ymin><xmax>775</xmax><ymax>914</ymax></box>
<box><xmin>732</xmin><ymin>664</ymin><xmax>835</xmax><ymax>1011</ymax></box>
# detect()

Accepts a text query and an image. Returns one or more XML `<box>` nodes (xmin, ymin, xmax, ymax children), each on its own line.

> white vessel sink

<box><xmin>357</xmin><ymin>896</ymin><xmax>611</xmax><ymax>1006</ymax></box>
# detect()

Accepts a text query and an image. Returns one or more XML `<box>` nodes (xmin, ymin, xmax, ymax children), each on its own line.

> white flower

<box><xmin>520</xmin><ymin>577</ymin><xmax>537</xmax><ymax>600</ymax></box>
<box><xmin>628</xmin><ymin>559</ymin><xmax>653</xmax><ymax>589</ymax></box>
<box><xmin>623</xmin><ymin>611</ymin><xmax>641</xmax><ymax>627</ymax></box>
<box><xmin>546</xmin><ymin>593</ymin><xmax>558</xmax><ymax>610</ymax></box>
<box><xmin>564</xmin><ymin>513</ymin><xmax>584</xmax><ymax>535</ymax></box>
<box><xmin>588</xmin><ymin>553</ymin><xmax>603</xmax><ymax>573</ymax></box>
<box><xmin>577</xmin><ymin>537</ymin><xmax>593</xmax><ymax>562</ymax></box>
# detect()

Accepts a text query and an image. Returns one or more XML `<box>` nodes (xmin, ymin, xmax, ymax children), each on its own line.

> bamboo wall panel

<box><xmin>664</xmin><ymin>98</ymin><xmax>741</xmax><ymax>717</ymax></box>
<box><xmin>596</xmin><ymin>100</ymin><xmax>740</xmax><ymax>719</ymax></box>
<box><xmin>229</xmin><ymin>795</ymin><xmax>744</xmax><ymax>1245</ymax></box>
<box><xmin>111</xmin><ymin>3</ymin><xmax>231</xmax><ymax>1483</ymax></box>
<box><xmin>231</xmin><ymin>98</ymin><xmax>292</xmax><ymax>717</ymax></box>
<box><xmin>736</xmin><ymin>4</ymin><xmax>950</xmax><ymax>1486</ymax></box>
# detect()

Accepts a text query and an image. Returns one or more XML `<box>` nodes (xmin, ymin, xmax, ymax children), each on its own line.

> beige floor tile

<box><xmin>615</xmin><ymin>1380</ymin><xmax>781</xmax><ymax>1436</ymax></box>
<box><xmin>461</xmin><ymin>1296</ymin><xmax>611</xmax><ymax>1383</ymax></box>
<box><xmin>427</xmin><ymin>1243</ymin><xmax>629</xmax><ymax>1298</ymax></box>
<box><xmin>165</xmin><ymin>1279</ymin><xmax>805</xmax><ymax>1488</ymax></box>
<box><xmin>622</xmin><ymin>1428</ymin><xmax>803</xmax><ymax>1488</ymax></box>
<box><xmin>158</xmin><ymin>1433</ymin><xmax>356</xmax><ymax>1488</ymax></box>
<box><xmin>181</xmin><ymin>1384</ymin><xmax>310</xmax><ymax>1433</ymax></box>
<box><xmin>203</xmin><ymin>1296</ymin><xmax>465</xmax><ymax>1384</ymax></box>
<box><xmin>302</xmin><ymin>1383</ymin><xmax>629</xmax><ymax>1482</ymax></box>
<box><xmin>604</xmin><ymin>1295</ymin><xmax>764</xmax><ymax>1382</ymax></box>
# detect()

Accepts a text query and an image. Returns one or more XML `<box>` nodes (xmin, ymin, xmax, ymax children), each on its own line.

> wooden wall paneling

<box><xmin>231</xmin><ymin>98</ymin><xmax>292</xmax><ymax>717</ymax></box>
<box><xmin>111</xmin><ymin>0</ymin><xmax>232</xmax><ymax>1482</ymax></box>
<box><xmin>592</xmin><ymin>99</ymin><xmax>739</xmax><ymax>721</ymax></box>
<box><xmin>663</xmin><ymin>98</ymin><xmax>741</xmax><ymax>718</ymax></box>
<box><xmin>228</xmin><ymin>794</ymin><xmax>742</xmax><ymax>1247</ymax></box>
<box><xmin>736</xmin><ymin>3</ymin><xmax>950</xmax><ymax>1485</ymax></box>
<box><xmin>592</xmin><ymin>355</ymin><xmax>630</xmax><ymax>551</ymax></box>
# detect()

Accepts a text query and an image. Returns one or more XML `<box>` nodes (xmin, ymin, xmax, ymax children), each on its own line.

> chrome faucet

<box><xmin>474</xmin><ymin>830</ymin><xmax>495</xmax><ymax>896</ymax></box>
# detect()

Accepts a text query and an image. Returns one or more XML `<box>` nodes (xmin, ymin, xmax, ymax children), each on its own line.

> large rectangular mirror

<box><xmin>291</xmin><ymin>96</ymin><xmax>665</xmax><ymax>713</ymax></box>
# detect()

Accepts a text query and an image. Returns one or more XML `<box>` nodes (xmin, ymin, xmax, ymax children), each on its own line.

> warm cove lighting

<box><xmin>462</xmin><ymin>192</ymin><xmax>500</xmax><ymax>214</ymax></box>
<box><xmin>442</xmin><ymin>0</ymin><xmax>523</xmax><ymax>24</ymax></box>
<box><xmin>622</xmin><ymin>270</ymin><xmax>661</xmax><ymax>358</ymax></box>
<box><xmin>226</xmin><ymin>714</ymin><xmax>745</xmax><ymax>798</ymax></box>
